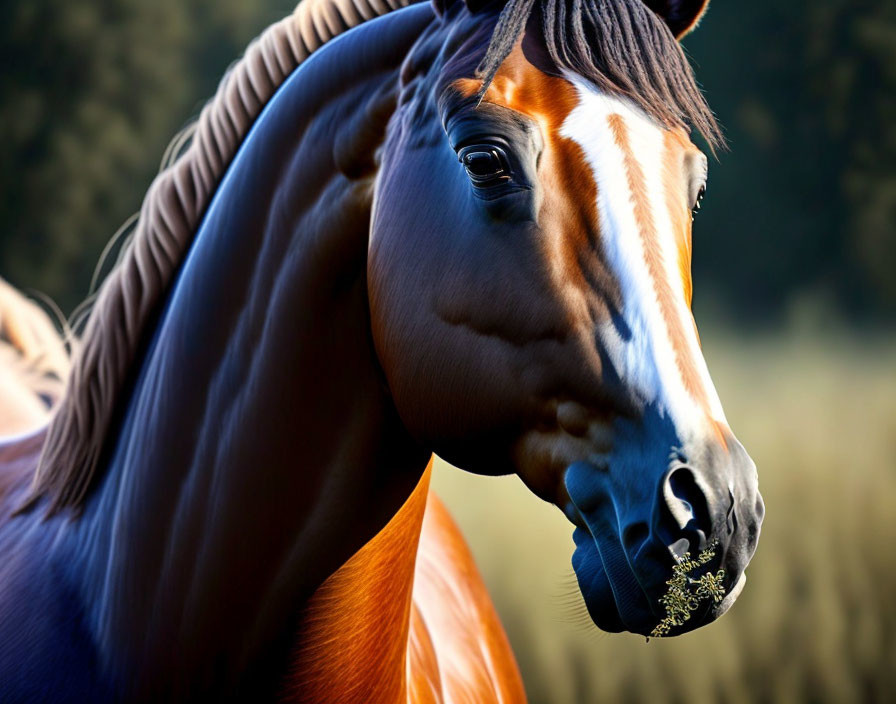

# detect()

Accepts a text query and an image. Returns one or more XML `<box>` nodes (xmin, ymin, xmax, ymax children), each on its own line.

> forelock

<box><xmin>475</xmin><ymin>0</ymin><xmax>724</xmax><ymax>152</ymax></box>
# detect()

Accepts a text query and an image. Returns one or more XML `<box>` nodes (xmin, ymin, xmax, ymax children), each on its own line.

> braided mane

<box><xmin>27</xmin><ymin>0</ymin><xmax>415</xmax><ymax>515</ymax></box>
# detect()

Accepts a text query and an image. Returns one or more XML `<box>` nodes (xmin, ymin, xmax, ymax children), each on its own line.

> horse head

<box><xmin>369</xmin><ymin>0</ymin><xmax>763</xmax><ymax>636</ymax></box>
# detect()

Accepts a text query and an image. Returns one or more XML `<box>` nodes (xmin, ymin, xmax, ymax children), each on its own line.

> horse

<box><xmin>0</xmin><ymin>278</ymin><xmax>524</xmax><ymax>701</ymax></box>
<box><xmin>0</xmin><ymin>279</ymin><xmax>70</xmax><ymax>511</ymax></box>
<box><xmin>0</xmin><ymin>278</ymin><xmax>69</xmax><ymax>435</ymax></box>
<box><xmin>0</xmin><ymin>0</ymin><xmax>764</xmax><ymax>698</ymax></box>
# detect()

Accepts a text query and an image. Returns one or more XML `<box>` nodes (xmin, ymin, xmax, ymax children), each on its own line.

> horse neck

<box><xmin>68</xmin><ymin>6</ymin><xmax>435</xmax><ymax>697</ymax></box>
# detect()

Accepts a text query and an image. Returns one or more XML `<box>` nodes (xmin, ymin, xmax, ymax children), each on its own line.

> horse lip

<box><xmin>572</xmin><ymin>512</ymin><xmax>661</xmax><ymax>632</ymax></box>
<box><xmin>565</xmin><ymin>461</ymin><xmax>673</xmax><ymax>633</ymax></box>
<box><xmin>715</xmin><ymin>571</ymin><xmax>747</xmax><ymax>617</ymax></box>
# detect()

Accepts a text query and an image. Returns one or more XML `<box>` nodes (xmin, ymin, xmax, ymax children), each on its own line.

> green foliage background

<box><xmin>683</xmin><ymin>0</ymin><xmax>896</xmax><ymax>325</ymax></box>
<box><xmin>0</xmin><ymin>0</ymin><xmax>293</xmax><ymax>312</ymax></box>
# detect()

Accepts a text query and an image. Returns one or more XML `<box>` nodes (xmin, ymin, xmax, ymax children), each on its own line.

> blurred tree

<box><xmin>827</xmin><ymin>3</ymin><xmax>896</xmax><ymax>311</ymax></box>
<box><xmin>685</xmin><ymin>0</ymin><xmax>896</xmax><ymax>324</ymax></box>
<box><xmin>0</xmin><ymin>0</ymin><xmax>291</xmax><ymax>313</ymax></box>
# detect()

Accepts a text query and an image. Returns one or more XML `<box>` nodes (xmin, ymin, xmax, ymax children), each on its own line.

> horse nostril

<box><xmin>661</xmin><ymin>466</ymin><xmax>713</xmax><ymax>551</ymax></box>
<box><xmin>666</xmin><ymin>467</ymin><xmax>712</xmax><ymax>528</ymax></box>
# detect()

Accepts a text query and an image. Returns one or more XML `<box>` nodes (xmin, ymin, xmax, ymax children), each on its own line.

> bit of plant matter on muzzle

<box><xmin>650</xmin><ymin>542</ymin><xmax>726</xmax><ymax>638</ymax></box>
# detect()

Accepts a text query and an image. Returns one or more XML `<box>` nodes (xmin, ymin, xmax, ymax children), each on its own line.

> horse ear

<box><xmin>438</xmin><ymin>0</ymin><xmax>710</xmax><ymax>33</ymax></box>
<box><xmin>642</xmin><ymin>0</ymin><xmax>710</xmax><ymax>39</ymax></box>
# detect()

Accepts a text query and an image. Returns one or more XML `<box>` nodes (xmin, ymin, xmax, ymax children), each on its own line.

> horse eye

<box><xmin>460</xmin><ymin>147</ymin><xmax>508</xmax><ymax>185</ymax></box>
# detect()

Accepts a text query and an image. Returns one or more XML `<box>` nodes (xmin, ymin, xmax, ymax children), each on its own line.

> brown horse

<box><xmin>0</xmin><ymin>0</ymin><xmax>763</xmax><ymax>699</ymax></box>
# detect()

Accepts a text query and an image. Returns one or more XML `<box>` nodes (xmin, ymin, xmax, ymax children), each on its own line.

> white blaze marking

<box><xmin>559</xmin><ymin>74</ymin><xmax>727</xmax><ymax>441</ymax></box>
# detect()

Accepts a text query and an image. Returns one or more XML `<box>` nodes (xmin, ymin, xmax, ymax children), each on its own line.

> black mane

<box><xmin>477</xmin><ymin>0</ymin><xmax>724</xmax><ymax>150</ymax></box>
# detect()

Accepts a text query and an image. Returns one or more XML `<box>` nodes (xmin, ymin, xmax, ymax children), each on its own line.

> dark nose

<box><xmin>653</xmin><ymin>452</ymin><xmax>763</xmax><ymax>588</ymax></box>
<box><xmin>619</xmin><ymin>453</ymin><xmax>761</xmax><ymax>634</ymax></box>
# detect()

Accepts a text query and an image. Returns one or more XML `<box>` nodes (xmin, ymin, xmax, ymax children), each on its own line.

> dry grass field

<box><xmin>432</xmin><ymin>330</ymin><xmax>896</xmax><ymax>704</ymax></box>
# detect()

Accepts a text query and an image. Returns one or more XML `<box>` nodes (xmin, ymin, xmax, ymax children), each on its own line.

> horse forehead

<box><xmin>451</xmin><ymin>52</ymin><xmax>701</xmax><ymax>302</ymax></box>
<box><xmin>454</xmin><ymin>46</ymin><xmax>579</xmax><ymax>128</ymax></box>
<box><xmin>454</xmin><ymin>46</ymin><xmax>698</xmax><ymax>172</ymax></box>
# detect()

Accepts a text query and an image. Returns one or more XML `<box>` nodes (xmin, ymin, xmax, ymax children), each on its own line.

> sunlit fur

<box><xmin>282</xmin><ymin>459</ymin><xmax>525</xmax><ymax>703</ymax></box>
<box><xmin>560</xmin><ymin>76</ymin><xmax>728</xmax><ymax>444</ymax></box>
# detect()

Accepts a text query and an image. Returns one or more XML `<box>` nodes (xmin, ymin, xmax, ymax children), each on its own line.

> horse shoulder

<box><xmin>280</xmin><ymin>461</ymin><xmax>525</xmax><ymax>703</ymax></box>
<box><xmin>280</xmin><ymin>460</ymin><xmax>433</xmax><ymax>703</ymax></box>
<box><xmin>409</xmin><ymin>491</ymin><xmax>527</xmax><ymax>704</ymax></box>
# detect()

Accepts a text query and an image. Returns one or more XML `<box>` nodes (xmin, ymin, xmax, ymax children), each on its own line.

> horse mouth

<box><xmin>714</xmin><ymin>570</ymin><xmax>746</xmax><ymax>617</ymax></box>
<box><xmin>571</xmin><ymin>524</ymin><xmax>658</xmax><ymax>635</ymax></box>
<box><xmin>570</xmin><ymin>512</ymin><xmax>746</xmax><ymax>637</ymax></box>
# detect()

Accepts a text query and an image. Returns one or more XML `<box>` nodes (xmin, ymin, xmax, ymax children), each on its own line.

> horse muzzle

<box><xmin>564</xmin><ymin>443</ymin><xmax>764</xmax><ymax>637</ymax></box>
